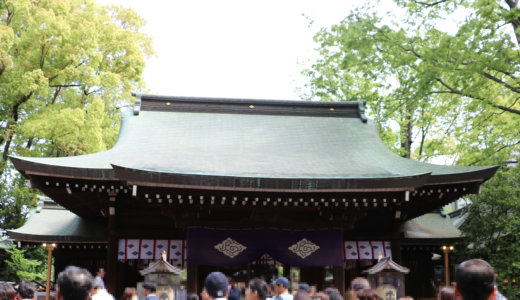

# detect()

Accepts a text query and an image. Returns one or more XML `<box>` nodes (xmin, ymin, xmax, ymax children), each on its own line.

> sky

<box><xmin>98</xmin><ymin>0</ymin><xmax>401</xmax><ymax>100</ymax></box>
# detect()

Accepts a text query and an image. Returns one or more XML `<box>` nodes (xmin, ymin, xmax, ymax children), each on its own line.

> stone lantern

<box><xmin>139</xmin><ymin>251</ymin><xmax>184</xmax><ymax>300</ymax></box>
<box><xmin>363</xmin><ymin>257</ymin><xmax>410</xmax><ymax>300</ymax></box>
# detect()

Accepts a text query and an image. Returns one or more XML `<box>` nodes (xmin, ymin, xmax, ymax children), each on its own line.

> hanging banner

<box><xmin>126</xmin><ymin>239</ymin><xmax>140</xmax><ymax>259</ymax></box>
<box><xmin>371</xmin><ymin>241</ymin><xmax>385</xmax><ymax>259</ymax></box>
<box><xmin>345</xmin><ymin>241</ymin><xmax>359</xmax><ymax>260</ymax></box>
<box><xmin>169</xmin><ymin>240</ymin><xmax>184</xmax><ymax>260</ymax></box>
<box><xmin>186</xmin><ymin>228</ymin><xmax>344</xmax><ymax>267</ymax></box>
<box><xmin>118</xmin><ymin>239</ymin><xmax>126</xmax><ymax>260</ymax></box>
<box><xmin>384</xmin><ymin>241</ymin><xmax>392</xmax><ymax>258</ymax></box>
<box><xmin>140</xmin><ymin>239</ymin><xmax>154</xmax><ymax>259</ymax></box>
<box><xmin>154</xmin><ymin>240</ymin><xmax>169</xmax><ymax>260</ymax></box>
<box><xmin>358</xmin><ymin>241</ymin><xmax>373</xmax><ymax>260</ymax></box>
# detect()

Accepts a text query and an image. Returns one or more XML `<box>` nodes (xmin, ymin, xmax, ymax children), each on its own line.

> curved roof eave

<box><xmin>8</xmin><ymin>95</ymin><xmax>499</xmax><ymax>189</ymax></box>
<box><xmin>7</xmin><ymin>206</ymin><xmax>107</xmax><ymax>243</ymax></box>
<box><xmin>111</xmin><ymin>164</ymin><xmax>433</xmax><ymax>192</ymax></box>
<box><xmin>10</xmin><ymin>156</ymin><xmax>116</xmax><ymax>180</ymax></box>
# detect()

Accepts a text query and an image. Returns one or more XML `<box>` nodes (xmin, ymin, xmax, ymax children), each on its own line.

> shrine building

<box><xmin>8</xmin><ymin>94</ymin><xmax>497</xmax><ymax>298</ymax></box>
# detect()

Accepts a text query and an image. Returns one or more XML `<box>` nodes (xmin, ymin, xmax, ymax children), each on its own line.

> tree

<box><xmin>0</xmin><ymin>0</ymin><xmax>153</xmax><ymax>229</ymax></box>
<box><xmin>302</xmin><ymin>1</ymin><xmax>520</xmax><ymax>165</ymax></box>
<box><xmin>456</xmin><ymin>166</ymin><xmax>520</xmax><ymax>299</ymax></box>
<box><xmin>2</xmin><ymin>245</ymin><xmax>47</xmax><ymax>282</ymax></box>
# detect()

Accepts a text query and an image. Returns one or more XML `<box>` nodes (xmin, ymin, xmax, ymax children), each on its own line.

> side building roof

<box><xmin>7</xmin><ymin>199</ymin><xmax>106</xmax><ymax>243</ymax></box>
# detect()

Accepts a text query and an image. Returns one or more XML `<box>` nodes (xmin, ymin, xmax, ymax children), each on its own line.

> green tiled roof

<box><xmin>401</xmin><ymin>212</ymin><xmax>461</xmax><ymax>239</ymax></box>
<box><xmin>10</xmin><ymin>95</ymin><xmax>497</xmax><ymax>191</ymax></box>
<box><xmin>7</xmin><ymin>203</ymin><xmax>106</xmax><ymax>243</ymax></box>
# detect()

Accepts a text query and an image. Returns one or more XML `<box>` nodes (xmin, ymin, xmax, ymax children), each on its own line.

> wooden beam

<box><xmin>106</xmin><ymin>204</ymin><xmax>118</xmax><ymax>295</ymax></box>
<box><xmin>187</xmin><ymin>264</ymin><xmax>199</xmax><ymax>293</ymax></box>
<box><xmin>333</xmin><ymin>266</ymin><xmax>346</xmax><ymax>294</ymax></box>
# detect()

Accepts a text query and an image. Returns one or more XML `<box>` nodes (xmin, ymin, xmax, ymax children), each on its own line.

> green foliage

<box><xmin>0</xmin><ymin>0</ymin><xmax>153</xmax><ymax>229</ymax></box>
<box><xmin>456</xmin><ymin>166</ymin><xmax>520</xmax><ymax>298</ymax></box>
<box><xmin>1</xmin><ymin>245</ymin><xmax>47</xmax><ymax>282</ymax></box>
<box><xmin>303</xmin><ymin>1</ymin><xmax>520</xmax><ymax>164</ymax></box>
<box><xmin>0</xmin><ymin>171</ymin><xmax>38</xmax><ymax>229</ymax></box>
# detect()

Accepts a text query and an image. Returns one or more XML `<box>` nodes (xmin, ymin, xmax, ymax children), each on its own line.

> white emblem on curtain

<box><xmin>126</xmin><ymin>239</ymin><xmax>140</xmax><ymax>259</ymax></box>
<box><xmin>383</xmin><ymin>241</ymin><xmax>392</xmax><ymax>258</ymax></box>
<box><xmin>371</xmin><ymin>241</ymin><xmax>384</xmax><ymax>259</ymax></box>
<box><xmin>358</xmin><ymin>241</ymin><xmax>373</xmax><ymax>259</ymax></box>
<box><xmin>214</xmin><ymin>238</ymin><xmax>247</xmax><ymax>258</ymax></box>
<box><xmin>344</xmin><ymin>241</ymin><xmax>359</xmax><ymax>260</ymax></box>
<box><xmin>288</xmin><ymin>238</ymin><xmax>320</xmax><ymax>259</ymax></box>
<box><xmin>140</xmin><ymin>239</ymin><xmax>154</xmax><ymax>259</ymax></box>
<box><xmin>169</xmin><ymin>240</ymin><xmax>184</xmax><ymax>260</ymax></box>
<box><xmin>118</xmin><ymin>239</ymin><xmax>126</xmax><ymax>260</ymax></box>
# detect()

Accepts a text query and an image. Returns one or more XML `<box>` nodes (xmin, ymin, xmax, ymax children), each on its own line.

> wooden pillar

<box><xmin>300</xmin><ymin>267</ymin><xmax>325</xmax><ymax>290</ymax></box>
<box><xmin>283</xmin><ymin>264</ymin><xmax>291</xmax><ymax>278</ymax></box>
<box><xmin>333</xmin><ymin>266</ymin><xmax>346</xmax><ymax>294</ymax></box>
<box><xmin>187</xmin><ymin>264</ymin><xmax>199</xmax><ymax>293</ymax></box>
<box><xmin>391</xmin><ymin>235</ymin><xmax>402</xmax><ymax>264</ymax></box>
<box><xmin>106</xmin><ymin>200</ymin><xmax>118</xmax><ymax>295</ymax></box>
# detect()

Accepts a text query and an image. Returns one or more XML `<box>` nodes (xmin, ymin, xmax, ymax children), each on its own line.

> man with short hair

<box><xmin>95</xmin><ymin>268</ymin><xmax>106</xmax><ymax>289</ymax></box>
<box><xmin>17</xmin><ymin>282</ymin><xmax>36</xmax><ymax>300</ymax></box>
<box><xmin>273</xmin><ymin>277</ymin><xmax>292</xmax><ymax>300</ymax></box>
<box><xmin>91</xmin><ymin>279</ymin><xmax>114</xmax><ymax>300</ymax></box>
<box><xmin>56</xmin><ymin>266</ymin><xmax>93</xmax><ymax>300</ymax></box>
<box><xmin>201</xmin><ymin>272</ymin><xmax>228</xmax><ymax>300</ymax></box>
<box><xmin>454</xmin><ymin>259</ymin><xmax>496</xmax><ymax>300</ymax></box>
<box><xmin>348</xmin><ymin>277</ymin><xmax>370</xmax><ymax>300</ymax></box>
<box><xmin>142</xmin><ymin>282</ymin><xmax>159</xmax><ymax>300</ymax></box>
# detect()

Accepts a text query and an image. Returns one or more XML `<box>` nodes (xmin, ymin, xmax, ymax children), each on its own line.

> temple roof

<box><xmin>7</xmin><ymin>199</ymin><xmax>106</xmax><ymax>243</ymax></box>
<box><xmin>401</xmin><ymin>212</ymin><xmax>461</xmax><ymax>239</ymax></box>
<box><xmin>139</xmin><ymin>259</ymin><xmax>183</xmax><ymax>276</ymax></box>
<box><xmin>10</xmin><ymin>94</ymin><xmax>497</xmax><ymax>192</ymax></box>
<box><xmin>363</xmin><ymin>257</ymin><xmax>410</xmax><ymax>274</ymax></box>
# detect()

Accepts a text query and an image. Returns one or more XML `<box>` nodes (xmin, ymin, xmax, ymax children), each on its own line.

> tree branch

<box><xmin>49</xmin><ymin>84</ymin><xmax>81</xmax><ymax>88</ymax></box>
<box><xmin>468</xmin><ymin>140</ymin><xmax>520</xmax><ymax>166</ymax></box>
<box><xmin>411</xmin><ymin>0</ymin><xmax>449</xmax><ymax>7</ymax></box>
<box><xmin>6</xmin><ymin>7</ymin><xmax>14</xmax><ymax>26</ymax></box>
<box><xmin>482</xmin><ymin>71</ymin><xmax>520</xmax><ymax>93</ymax></box>
<box><xmin>436</xmin><ymin>78</ymin><xmax>520</xmax><ymax>115</ymax></box>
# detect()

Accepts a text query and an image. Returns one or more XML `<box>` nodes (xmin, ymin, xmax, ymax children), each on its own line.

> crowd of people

<box><xmin>195</xmin><ymin>258</ymin><xmax>505</xmax><ymax>300</ymax></box>
<box><xmin>0</xmin><ymin>258</ymin><xmax>506</xmax><ymax>300</ymax></box>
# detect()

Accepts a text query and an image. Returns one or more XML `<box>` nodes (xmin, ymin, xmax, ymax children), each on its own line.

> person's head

<box><xmin>356</xmin><ymin>289</ymin><xmax>378</xmax><ymax>300</ymax></box>
<box><xmin>245</xmin><ymin>278</ymin><xmax>269</xmax><ymax>300</ymax></box>
<box><xmin>298</xmin><ymin>283</ymin><xmax>310</xmax><ymax>293</ymax></box>
<box><xmin>311</xmin><ymin>292</ymin><xmax>329</xmax><ymax>300</ymax></box>
<box><xmin>0</xmin><ymin>283</ymin><xmax>17</xmax><ymax>300</ymax></box>
<box><xmin>294</xmin><ymin>291</ymin><xmax>311</xmax><ymax>300</ymax></box>
<box><xmin>455</xmin><ymin>259</ymin><xmax>496</xmax><ymax>300</ymax></box>
<box><xmin>96</xmin><ymin>268</ymin><xmax>105</xmax><ymax>278</ymax></box>
<box><xmin>227</xmin><ymin>277</ymin><xmax>235</xmax><ymax>287</ymax></box>
<box><xmin>187</xmin><ymin>293</ymin><xmax>199</xmax><ymax>300</ymax></box>
<box><xmin>91</xmin><ymin>279</ymin><xmax>104</xmax><ymax>295</ymax></box>
<box><xmin>309</xmin><ymin>286</ymin><xmax>317</xmax><ymax>296</ymax></box>
<box><xmin>274</xmin><ymin>277</ymin><xmax>290</xmax><ymax>294</ymax></box>
<box><xmin>56</xmin><ymin>266</ymin><xmax>94</xmax><ymax>300</ymax></box>
<box><xmin>17</xmin><ymin>282</ymin><xmax>36</xmax><ymax>300</ymax></box>
<box><xmin>437</xmin><ymin>286</ymin><xmax>455</xmax><ymax>300</ymax></box>
<box><xmin>350</xmin><ymin>277</ymin><xmax>370</xmax><ymax>298</ymax></box>
<box><xmin>202</xmin><ymin>272</ymin><xmax>228</xmax><ymax>300</ymax></box>
<box><xmin>121</xmin><ymin>287</ymin><xmax>137</xmax><ymax>300</ymax></box>
<box><xmin>142</xmin><ymin>282</ymin><xmax>156</xmax><ymax>297</ymax></box>
<box><xmin>324</xmin><ymin>288</ymin><xmax>342</xmax><ymax>300</ymax></box>
<box><xmin>350</xmin><ymin>277</ymin><xmax>370</xmax><ymax>292</ymax></box>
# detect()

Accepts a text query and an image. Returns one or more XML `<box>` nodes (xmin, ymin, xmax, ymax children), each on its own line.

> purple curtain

<box><xmin>187</xmin><ymin>228</ymin><xmax>344</xmax><ymax>266</ymax></box>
